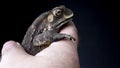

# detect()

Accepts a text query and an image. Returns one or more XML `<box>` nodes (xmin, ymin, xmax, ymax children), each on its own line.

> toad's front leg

<box><xmin>32</xmin><ymin>30</ymin><xmax>75</xmax><ymax>47</ymax></box>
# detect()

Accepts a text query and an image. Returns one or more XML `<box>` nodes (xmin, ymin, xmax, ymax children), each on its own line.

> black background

<box><xmin>0</xmin><ymin>0</ymin><xmax>119</xmax><ymax>68</ymax></box>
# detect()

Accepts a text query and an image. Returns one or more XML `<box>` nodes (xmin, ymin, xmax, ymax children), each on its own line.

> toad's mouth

<box><xmin>55</xmin><ymin>18</ymin><xmax>73</xmax><ymax>29</ymax></box>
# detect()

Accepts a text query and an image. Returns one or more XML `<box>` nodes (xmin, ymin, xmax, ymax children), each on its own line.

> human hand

<box><xmin>0</xmin><ymin>22</ymin><xmax>80</xmax><ymax>68</ymax></box>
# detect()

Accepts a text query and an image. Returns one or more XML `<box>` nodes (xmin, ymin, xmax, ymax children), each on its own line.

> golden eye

<box><xmin>53</xmin><ymin>9</ymin><xmax>63</xmax><ymax>16</ymax></box>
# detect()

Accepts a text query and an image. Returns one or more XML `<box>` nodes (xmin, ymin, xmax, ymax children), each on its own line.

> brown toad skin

<box><xmin>21</xmin><ymin>5</ymin><xmax>75</xmax><ymax>55</ymax></box>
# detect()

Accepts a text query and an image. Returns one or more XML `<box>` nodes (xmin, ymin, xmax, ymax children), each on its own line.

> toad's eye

<box><xmin>53</xmin><ymin>9</ymin><xmax>63</xmax><ymax>16</ymax></box>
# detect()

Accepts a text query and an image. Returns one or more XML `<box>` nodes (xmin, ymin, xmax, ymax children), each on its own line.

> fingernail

<box><xmin>16</xmin><ymin>42</ymin><xmax>21</xmax><ymax>46</ymax></box>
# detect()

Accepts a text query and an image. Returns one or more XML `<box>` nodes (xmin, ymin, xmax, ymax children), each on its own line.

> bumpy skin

<box><xmin>21</xmin><ymin>5</ymin><xmax>75</xmax><ymax>55</ymax></box>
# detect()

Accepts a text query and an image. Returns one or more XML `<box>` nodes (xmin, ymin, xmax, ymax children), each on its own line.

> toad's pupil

<box><xmin>55</xmin><ymin>9</ymin><xmax>62</xmax><ymax>16</ymax></box>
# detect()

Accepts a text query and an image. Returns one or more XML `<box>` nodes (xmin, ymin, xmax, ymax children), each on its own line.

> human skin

<box><xmin>0</xmin><ymin>22</ymin><xmax>80</xmax><ymax>68</ymax></box>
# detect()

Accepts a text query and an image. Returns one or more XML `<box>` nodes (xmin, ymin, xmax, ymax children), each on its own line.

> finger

<box><xmin>1</xmin><ymin>41</ymin><xmax>29</xmax><ymax>62</ymax></box>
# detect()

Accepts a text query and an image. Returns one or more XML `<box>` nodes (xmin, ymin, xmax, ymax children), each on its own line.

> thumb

<box><xmin>1</xmin><ymin>41</ymin><xmax>28</xmax><ymax>62</ymax></box>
